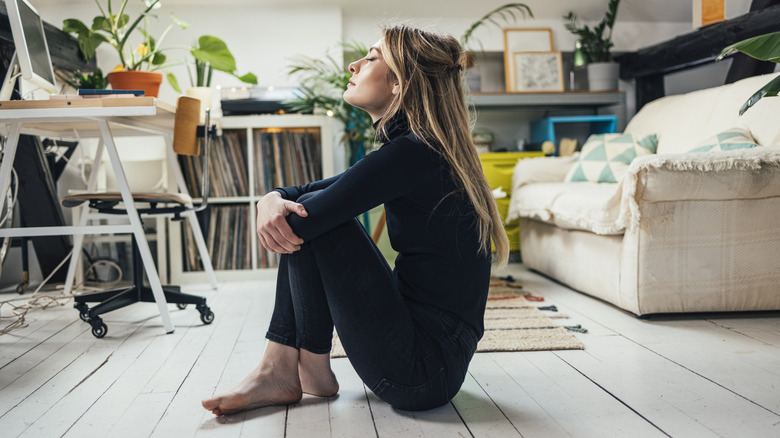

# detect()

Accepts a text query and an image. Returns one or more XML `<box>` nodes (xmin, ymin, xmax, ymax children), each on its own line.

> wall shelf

<box><xmin>470</xmin><ymin>91</ymin><xmax>625</xmax><ymax>109</ymax></box>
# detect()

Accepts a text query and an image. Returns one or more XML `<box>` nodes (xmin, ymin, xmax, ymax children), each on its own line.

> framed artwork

<box><xmin>512</xmin><ymin>51</ymin><xmax>564</xmax><ymax>92</ymax></box>
<box><xmin>503</xmin><ymin>28</ymin><xmax>554</xmax><ymax>92</ymax></box>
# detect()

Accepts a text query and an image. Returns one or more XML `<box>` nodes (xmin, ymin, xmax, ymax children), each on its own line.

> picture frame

<box><xmin>512</xmin><ymin>51</ymin><xmax>564</xmax><ymax>93</ymax></box>
<box><xmin>503</xmin><ymin>28</ymin><xmax>554</xmax><ymax>92</ymax></box>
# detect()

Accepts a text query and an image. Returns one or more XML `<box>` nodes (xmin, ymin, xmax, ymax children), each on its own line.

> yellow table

<box><xmin>480</xmin><ymin>151</ymin><xmax>544</xmax><ymax>251</ymax></box>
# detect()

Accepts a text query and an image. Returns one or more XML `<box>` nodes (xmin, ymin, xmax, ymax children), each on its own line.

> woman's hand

<box><xmin>256</xmin><ymin>191</ymin><xmax>308</xmax><ymax>254</ymax></box>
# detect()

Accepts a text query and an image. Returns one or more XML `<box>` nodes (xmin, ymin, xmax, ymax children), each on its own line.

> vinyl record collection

<box><xmin>178</xmin><ymin>127</ymin><xmax>322</xmax><ymax>271</ymax></box>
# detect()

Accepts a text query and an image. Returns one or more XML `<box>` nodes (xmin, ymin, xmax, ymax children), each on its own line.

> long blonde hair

<box><xmin>376</xmin><ymin>25</ymin><xmax>509</xmax><ymax>266</ymax></box>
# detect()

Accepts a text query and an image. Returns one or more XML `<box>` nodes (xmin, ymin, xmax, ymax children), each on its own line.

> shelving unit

<box><xmin>469</xmin><ymin>91</ymin><xmax>627</xmax><ymax>152</ymax></box>
<box><xmin>168</xmin><ymin>114</ymin><xmax>340</xmax><ymax>284</ymax></box>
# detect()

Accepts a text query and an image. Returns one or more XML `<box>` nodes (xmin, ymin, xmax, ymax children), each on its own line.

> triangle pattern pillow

<box><xmin>687</xmin><ymin>127</ymin><xmax>758</xmax><ymax>152</ymax></box>
<box><xmin>564</xmin><ymin>133</ymin><xmax>658</xmax><ymax>183</ymax></box>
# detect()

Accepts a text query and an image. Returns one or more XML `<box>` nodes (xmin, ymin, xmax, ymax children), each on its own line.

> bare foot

<box><xmin>202</xmin><ymin>367</ymin><xmax>303</xmax><ymax>416</ymax></box>
<box><xmin>298</xmin><ymin>350</ymin><xmax>339</xmax><ymax>397</ymax></box>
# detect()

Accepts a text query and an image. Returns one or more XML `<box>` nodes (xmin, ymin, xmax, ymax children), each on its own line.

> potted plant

<box><xmin>718</xmin><ymin>30</ymin><xmax>780</xmax><ymax>115</ymax></box>
<box><xmin>286</xmin><ymin>42</ymin><xmax>374</xmax><ymax>167</ymax></box>
<box><xmin>62</xmin><ymin>0</ymin><xmax>187</xmax><ymax>97</ymax></box>
<box><xmin>564</xmin><ymin>0</ymin><xmax>621</xmax><ymax>91</ymax></box>
<box><xmin>460</xmin><ymin>3</ymin><xmax>533</xmax><ymax>91</ymax></box>
<box><xmin>167</xmin><ymin>35</ymin><xmax>258</xmax><ymax>115</ymax></box>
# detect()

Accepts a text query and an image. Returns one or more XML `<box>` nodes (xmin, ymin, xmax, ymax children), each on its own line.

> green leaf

<box><xmin>151</xmin><ymin>52</ymin><xmax>166</xmax><ymax>65</ymax></box>
<box><xmin>719</xmin><ymin>31</ymin><xmax>780</xmax><ymax>63</ymax></box>
<box><xmin>192</xmin><ymin>35</ymin><xmax>236</xmax><ymax>72</ymax></box>
<box><xmin>234</xmin><ymin>72</ymin><xmax>258</xmax><ymax>85</ymax></box>
<box><xmin>92</xmin><ymin>16</ymin><xmax>112</xmax><ymax>33</ymax></box>
<box><xmin>739</xmin><ymin>75</ymin><xmax>780</xmax><ymax>115</ymax></box>
<box><xmin>167</xmin><ymin>72</ymin><xmax>182</xmax><ymax>94</ymax></box>
<box><xmin>62</xmin><ymin>18</ymin><xmax>89</xmax><ymax>35</ymax></box>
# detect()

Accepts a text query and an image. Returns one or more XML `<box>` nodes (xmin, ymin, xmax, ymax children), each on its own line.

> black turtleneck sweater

<box><xmin>273</xmin><ymin>114</ymin><xmax>491</xmax><ymax>336</ymax></box>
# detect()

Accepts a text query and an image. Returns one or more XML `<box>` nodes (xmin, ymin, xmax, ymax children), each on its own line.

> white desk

<box><xmin>0</xmin><ymin>97</ymin><xmax>217</xmax><ymax>334</ymax></box>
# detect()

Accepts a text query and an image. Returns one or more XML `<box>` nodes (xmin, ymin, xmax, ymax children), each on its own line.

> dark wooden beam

<box><xmin>0</xmin><ymin>2</ymin><xmax>96</xmax><ymax>76</ymax></box>
<box><xmin>617</xmin><ymin>4</ymin><xmax>780</xmax><ymax>81</ymax></box>
<box><xmin>724</xmin><ymin>0</ymin><xmax>780</xmax><ymax>83</ymax></box>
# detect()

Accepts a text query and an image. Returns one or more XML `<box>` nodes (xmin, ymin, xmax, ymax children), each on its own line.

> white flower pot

<box><xmin>587</xmin><ymin>62</ymin><xmax>619</xmax><ymax>91</ymax></box>
<box><xmin>185</xmin><ymin>87</ymin><xmax>219</xmax><ymax>119</ymax></box>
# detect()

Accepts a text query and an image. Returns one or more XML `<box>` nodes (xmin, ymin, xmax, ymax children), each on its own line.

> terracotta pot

<box><xmin>107</xmin><ymin>71</ymin><xmax>163</xmax><ymax>97</ymax></box>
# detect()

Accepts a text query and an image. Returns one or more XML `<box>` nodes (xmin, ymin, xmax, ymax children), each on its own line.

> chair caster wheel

<box><xmin>197</xmin><ymin>305</ymin><xmax>214</xmax><ymax>324</ymax></box>
<box><xmin>176</xmin><ymin>303</ymin><xmax>187</xmax><ymax>310</ymax></box>
<box><xmin>90</xmin><ymin>318</ymin><xmax>108</xmax><ymax>338</ymax></box>
<box><xmin>75</xmin><ymin>303</ymin><xmax>90</xmax><ymax>322</ymax></box>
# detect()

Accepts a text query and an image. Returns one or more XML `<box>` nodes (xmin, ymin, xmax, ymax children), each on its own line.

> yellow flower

<box><xmin>112</xmin><ymin>65</ymin><xmax>124</xmax><ymax>72</ymax></box>
<box><xmin>137</xmin><ymin>43</ymin><xmax>149</xmax><ymax>57</ymax></box>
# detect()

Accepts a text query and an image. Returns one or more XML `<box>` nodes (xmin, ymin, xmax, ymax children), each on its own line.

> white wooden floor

<box><xmin>1</xmin><ymin>264</ymin><xmax>779</xmax><ymax>438</ymax></box>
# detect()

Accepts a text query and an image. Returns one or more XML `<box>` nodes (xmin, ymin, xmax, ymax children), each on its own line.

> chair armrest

<box><xmin>510</xmin><ymin>154</ymin><xmax>578</xmax><ymax>193</ymax></box>
<box><xmin>617</xmin><ymin>146</ymin><xmax>780</xmax><ymax>230</ymax></box>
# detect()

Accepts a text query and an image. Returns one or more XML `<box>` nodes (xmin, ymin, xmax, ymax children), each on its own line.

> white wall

<box><xmin>38</xmin><ymin>3</ymin><xmax>343</xmax><ymax>102</ymax></box>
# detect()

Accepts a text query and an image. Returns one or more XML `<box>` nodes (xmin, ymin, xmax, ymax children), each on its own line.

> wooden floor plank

<box><xmin>503</xmin><ymin>265</ymin><xmax>780</xmax><ymax>416</ymax></box>
<box><xmin>0</xmin><ymin>299</ymin><xmax>75</xmax><ymax>368</ymax></box>
<box><xmin>488</xmin><ymin>351</ymin><xmax>665</xmax><ymax>438</ymax></box>
<box><xmin>19</xmin><ymin>314</ymin><xmax>162</xmax><ymax>437</ymax></box>
<box><xmin>200</xmin><ymin>283</ymin><xmax>287</xmax><ymax>437</ymax></box>
<box><xmin>151</xmin><ymin>286</ymin><xmax>264</xmax><ymax>437</ymax></box>
<box><xmin>451</xmin><ymin>367</ymin><xmax>522</xmax><ymax>438</ymax></box>
<box><xmin>326</xmin><ymin>358</ymin><xmax>377</xmax><ymax>438</ymax></box>
<box><xmin>0</xmin><ymin>314</ymin><xmax>141</xmax><ymax>436</ymax></box>
<box><xmin>556</xmin><ymin>334</ymin><xmax>780</xmax><ymax>437</ymax></box>
<box><xmin>708</xmin><ymin>316</ymin><xmax>780</xmax><ymax>348</ymax></box>
<box><xmin>63</xmin><ymin>307</ymin><xmax>206</xmax><ymax>437</ymax></box>
<box><xmin>368</xmin><ymin>391</ymin><xmax>471</xmax><ymax>438</ymax></box>
<box><xmin>0</xmin><ymin>317</ymin><xmax>85</xmax><ymax>393</ymax></box>
<box><xmin>285</xmin><ymin>396</ymin><xmax>333</xmax><ymax>437</ymax></box>
<box><xmin>2</xmin><ymin>266</ymin><xmax>779</xmax><ymax>437</ymax></box>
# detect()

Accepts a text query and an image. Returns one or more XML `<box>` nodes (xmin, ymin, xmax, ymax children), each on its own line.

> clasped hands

<box><xmin>256</xmin><ymin>191</ymin><xmax>307</xmax><ymax>254</ymax></box>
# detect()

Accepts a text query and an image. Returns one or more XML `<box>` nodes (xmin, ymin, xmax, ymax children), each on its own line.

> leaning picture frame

<box><xmin>512</xmin><ymin>51</ymin><xmax>564</xmax><ymax>92</ymax></box>
<box><xmin>503</xmin><ymin>28</ymin><xmax>553</xmax><ymax>92</ymax></box>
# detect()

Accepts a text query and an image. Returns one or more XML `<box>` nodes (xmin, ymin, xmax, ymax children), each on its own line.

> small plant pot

<box><xmin>185</xmin><ymin>87</ymin><xmax>214</xmax><ymax>119</ymax></box>
<box><xmin>107</xmin><ymin>71</ymin><xmax>163</xmax><ymax>97</ymax></box>
<box><xmin>587</xmin><ymin>62</ymin><xmax>619</xmax><ymax>91</ymax></box>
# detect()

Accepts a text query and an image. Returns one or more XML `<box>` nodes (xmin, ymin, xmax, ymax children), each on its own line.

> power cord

<box><xmin>0</xmin><ymin>250</ymin><xmax>123</xmax><ymax>336</ymax></box>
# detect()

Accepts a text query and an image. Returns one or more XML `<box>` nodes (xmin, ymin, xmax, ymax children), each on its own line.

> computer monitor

<box><xmin>1</xmin><ymin>0</ymin><xmax>57</xmax><ymax>99</ymax></box>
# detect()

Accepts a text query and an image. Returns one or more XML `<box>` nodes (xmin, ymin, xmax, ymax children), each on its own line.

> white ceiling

<box><xmin>34</xmin><ymin>0</ymin><xmax>698</xmax><ymax>23</ymax></box>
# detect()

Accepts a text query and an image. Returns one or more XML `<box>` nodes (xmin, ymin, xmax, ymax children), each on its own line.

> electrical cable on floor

<box><xmin>0</xmin><ymin>250</ymin><xmax>123</xmax><ymax>336</ymax></box>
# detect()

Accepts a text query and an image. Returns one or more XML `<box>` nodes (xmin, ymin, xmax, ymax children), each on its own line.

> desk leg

<box><xmin>98</xmin><ymin>121</ymin><xmax>174</xmax><ymax>334</ymax></box>
<box><xmin>165</xmin><ymin>136</ymin><xmax>218</xmax><ymax>289</ymax></box>
<box><xmin>0</xmin><ymin>123</ymin><xmax>22</xmax><ymax>214</ymax></box>
<box><xmin>63</xmin><ymin>138</ymin><xmax>106</xmax><ymax>296</ymax></box>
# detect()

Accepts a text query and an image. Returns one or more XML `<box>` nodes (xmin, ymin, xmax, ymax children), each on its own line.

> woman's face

<box><xmin>343</xmin><ymin>41</ymin><xmax>398</xmax><ymax>122</ymax></box>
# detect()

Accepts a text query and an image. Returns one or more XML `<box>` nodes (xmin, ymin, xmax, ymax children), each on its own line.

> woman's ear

<box><xmin>391</xmin><ymin>81</ymin><xmax>400</xmax><ymax>96</ymax></box>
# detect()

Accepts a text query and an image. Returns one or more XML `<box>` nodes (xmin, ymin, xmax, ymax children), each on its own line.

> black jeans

<box><xmin>265</xmin><ymin>200</ymin><xmax>478</xmax><ymax>411</ymax></box>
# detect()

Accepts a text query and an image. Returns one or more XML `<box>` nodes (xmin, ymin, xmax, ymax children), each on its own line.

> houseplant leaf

<box><xmin>738</xmin><ymin>74</ymin><xmax>780</xmax><ymax>115</ymax></box>
<box><xmin>718</xmin><ymin>31</ymin><xmax>780</xmax><ymax>62</ymax></box>
<box><xmin>192</xmin><ymin>35</ymin><xmax>236</xmax><ymax>73</ymax></box>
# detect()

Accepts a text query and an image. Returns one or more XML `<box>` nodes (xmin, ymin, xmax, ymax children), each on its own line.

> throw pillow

<box><xmin>687</xmin><ymin>127</ymin><xmax>758</xmax><ymax>153</ymax></box>
<box><xmin>564</xmin><ymin>133</ymin><xmax>658</xmax><ymax>183</ymax></box>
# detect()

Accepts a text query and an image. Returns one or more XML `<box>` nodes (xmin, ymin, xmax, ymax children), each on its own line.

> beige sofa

<box><xmin>507</xmin><ymin>73</ymin><xmax>780</xmax><ymax>316</ymax></box>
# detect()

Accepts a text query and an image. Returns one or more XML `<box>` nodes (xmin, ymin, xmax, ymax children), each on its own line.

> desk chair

<box><xmin>62</xmin><ymin>96</ymin><xmax>215</xmax><ymax>338</ymax></box>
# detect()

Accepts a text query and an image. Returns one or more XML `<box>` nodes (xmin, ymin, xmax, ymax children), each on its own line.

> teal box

<box><xmin>530</xmin><ymin>115</ymin><xmax>618</xmax><ymax>155</ymax></box>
